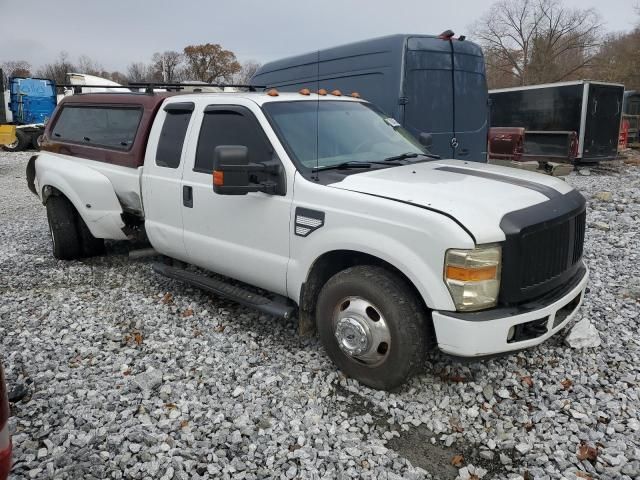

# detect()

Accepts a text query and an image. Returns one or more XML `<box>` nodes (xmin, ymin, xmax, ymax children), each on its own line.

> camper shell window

<box><xmin>51</xmin><ymin>105</ymin><xmax>143</xmax><ymax>151</ymax></box>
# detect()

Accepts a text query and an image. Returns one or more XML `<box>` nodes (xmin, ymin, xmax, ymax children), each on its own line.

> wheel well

<box><xmin>41</xmin><ymin>185</ymin><xmax>65</xmax><ymax>204</ymax></box>
<box><xmin>299</xmin><ymin>250</ymin><xmax>428</xmax><ymax>316</ymax></box>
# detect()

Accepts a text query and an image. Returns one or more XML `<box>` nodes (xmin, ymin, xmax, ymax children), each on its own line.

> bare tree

<box><xmin>590</xmin><ymin>28</ymin><xmax>640</xmax><ymax>90</ymax></box>
<box><xmin>182</xmin><ymin>43</ymin><xmax>241</xmax><ymax>83</ymax></box>
<box><xmin>126</xmin><ymin>62</ymin><xmax>153</xmax><ymax>83</ymax></box>
<box><xmin>151</xmin><ymin>51</ymin><xmax>184</xmax><ymax>82</ymax></box>
<box><xmin>233</xmin><ymin>60</ymin><xmax>261</xmax><ymax>84</ymax></box>
<box><xmin>472</xmin><ymin>0</ymin><xmax>602</xmax><ymax>86</ymax></box>
<box><xmin>36</xmin><ymin>52</ymin><xmax>76</xmax><ymax>85</ymax></box>
<box><xmin>109</xmin><ymin>71</ymin><xmax>129</xmax><ymax>85</ymax></box>
<box><xmin>1</xmin><ymin>60</ymin><xmax>32</xmax><ymax>84</ymax></box>
<box><xmin>77</xmin><ymin>55</ymin><xmax>107</xmax><ymax>77</ymax></box>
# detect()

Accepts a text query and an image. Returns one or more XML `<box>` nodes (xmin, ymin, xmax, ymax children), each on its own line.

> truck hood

<box><xmin>329</xmin><ymin>159</ymin><xmax>574</xmax><ymax>243</ymax></box>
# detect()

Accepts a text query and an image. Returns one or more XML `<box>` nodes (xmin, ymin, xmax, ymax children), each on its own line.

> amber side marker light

<box><xmin>317</xmin><ymin>88</ymin><xmax>327</xmax><ymax>96</ymax></box>
<box><xmin>266</xmin><ymin>88</ymin><xmax>279</xmax><ymax>96</ymax></box>
<box><xmin>213</xmin><ymin>170</ymin><xmax>224</xmax><ymax>186</ymax></box>
<box><xmin>446</xmin><ymin>265</ymin><xmax>497</xmax><ymax>282</ymax></box>
<box><xmin>299</xmin><ymin>88</ymin><xmax>310</xmax><ymax>95</ymax></box>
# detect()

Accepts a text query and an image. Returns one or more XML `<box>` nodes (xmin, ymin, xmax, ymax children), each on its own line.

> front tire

<box><xmin>316</xmin><ymin>265</ymin><xmax>430</xmax><ymax>390</ymax></box>
<box><xmin>46</xmin><ymin>196</ymin><xmax>81</xmax><ymax>260</ymax></box>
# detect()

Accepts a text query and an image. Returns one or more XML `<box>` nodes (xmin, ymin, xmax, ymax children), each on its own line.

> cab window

<box><xmin>194</xmin><ymin>106</ymin><xmax>273</xmax><ymax>173</ymax></box>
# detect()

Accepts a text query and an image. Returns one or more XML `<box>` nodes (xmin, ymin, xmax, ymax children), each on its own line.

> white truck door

<box><xmin>180</xmin><ymin>102</ymin><xmax>291</xmax><ymax>296</ymax></box>
<box><xmin>141</xmin><ymin>102</ymin><xmax>195</xmax><ymax>261</ymax></box>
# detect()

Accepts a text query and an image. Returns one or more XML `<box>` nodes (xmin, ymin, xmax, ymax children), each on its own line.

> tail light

<box><xmin>569</xmin><ymin>132</ymin><xmax>579</xmax><ymax>160</ymax></box>
<box><xmin>0</xmin><ymin>364</ymin><xmax>11</xmax><ymax>480</ymax></box>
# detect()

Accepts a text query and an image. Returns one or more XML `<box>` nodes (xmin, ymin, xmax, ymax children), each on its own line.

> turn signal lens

<box><xmin>444</xmin><ymin>245</ymin><xmax>501</xmax><ymax>311</ymax></box>
<box><xmin>213</xmin><ymin>170</ymin><xmax>224</xmax><ymax>186</ymax></box>
<box><xmin>446</xmin><ymin>265</ymin><xmax>498</xmax><ymax>282</ymax></box>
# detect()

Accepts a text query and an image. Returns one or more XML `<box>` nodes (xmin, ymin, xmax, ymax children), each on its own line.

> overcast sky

<box><xmin>0</xmin><ymin>0</ymin><xmax>637</xmax><ymax>72</ymax></box>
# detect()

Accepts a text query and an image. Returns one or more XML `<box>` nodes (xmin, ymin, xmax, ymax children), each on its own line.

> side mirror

<box><xmin>419</xmin><ymin>132</ymin><xmax>433</xmax><ymax>149</ymax></box>
<box><xmin>212</xmin><ymin>145</ymin><xmax>283</xmax><ymax>195</ymax></box>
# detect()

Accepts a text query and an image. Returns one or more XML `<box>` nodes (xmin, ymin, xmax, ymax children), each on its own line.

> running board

<box><xmin>152</xmin><ymin>263</ymin><xmax>295</xmax><ymax>319</ymax></box>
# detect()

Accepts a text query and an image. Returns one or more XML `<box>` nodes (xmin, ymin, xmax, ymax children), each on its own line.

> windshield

<box><xmin>262</xmin><ymin>100</ymin><xmax>427</xmax><ymax>170</ymax></box>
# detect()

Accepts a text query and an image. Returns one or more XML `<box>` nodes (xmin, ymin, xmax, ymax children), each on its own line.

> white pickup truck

<box><xmin>27</xmin><ymin>89</ymin><xmax>589</xmax><ymax>390</ymax></box>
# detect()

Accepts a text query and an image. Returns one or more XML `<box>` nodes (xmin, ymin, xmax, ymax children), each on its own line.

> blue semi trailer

<box><xmin>251</xmin><ymin>32</ymin><xmax>489</xmax><ymax>162</ymax></box>
<box><xmin>1</xmin><ymin>73</ymin><xmax>57</xmax><ymax>152</ymax></box>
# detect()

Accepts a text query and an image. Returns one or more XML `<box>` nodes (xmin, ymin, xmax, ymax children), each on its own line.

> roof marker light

<box><xmin>331</xmin><ymin>89</ymin><xmax>342</xmax><ymax>96</ymax></box>
<box><xmin>299</xmin><ymin>88</ymin><xmax>311</xmax><ymax>95</ymax></box>
<box><xmin>439</xmin><ymin>29</ymin><xmax>455</xmax><ymax>40</ymax></box>
<box><xmin>266</xmin><ymin>88</ymin><xmax>279</xmax><ymax>97</ymax></box>
<box><xmin>317</xmin><ymin>89</ymin><xmax>327</xmax><ymax>96</ymax></box>
<box><xmin>350</xmin><ymin>92</ymin><xmax>361</xmax><ymax>98</ymax></box>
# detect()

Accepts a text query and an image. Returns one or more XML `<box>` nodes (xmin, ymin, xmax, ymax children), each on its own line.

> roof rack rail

<box><xmin>57</xmin><ymin>83</ymin><xmax>266</xmax><ymax>94</ymax></box>
<box><xmin>128</xmin><ymin>82</ymin><xmax>265</xmax><ymax>93</ymax></box>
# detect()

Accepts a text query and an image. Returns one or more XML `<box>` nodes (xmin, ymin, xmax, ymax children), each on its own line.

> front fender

<box><xmin>35</xmin><ymin>153</ymin><xmax>127</xmax><ymax>240</ymax></box>
<box><xmin>288</xmin><ymin>224</ymin><xmax>463</xmax><ymax>311</ymax></box>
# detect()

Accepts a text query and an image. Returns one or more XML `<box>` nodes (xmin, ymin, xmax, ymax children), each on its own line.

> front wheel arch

<box><xmin>299</xmin><ymin>250</ymin><xmax>435</xmax><ymax>340</ymax></box>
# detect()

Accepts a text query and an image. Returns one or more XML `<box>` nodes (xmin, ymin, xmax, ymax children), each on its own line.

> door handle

<box><xmin>183</xmin><ymin>185</ymin><xmax>193</xmax><ymax>208</ymax></box>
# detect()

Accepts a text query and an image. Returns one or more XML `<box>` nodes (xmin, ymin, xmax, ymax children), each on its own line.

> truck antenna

<box><xmin>314</xmin><ymin>49</ymin><xmax>320</xmax><ymax>181</ymax></box>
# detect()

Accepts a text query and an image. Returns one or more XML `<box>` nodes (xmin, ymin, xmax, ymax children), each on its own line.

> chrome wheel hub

<box><xmin>335</xmin><ymin>317</ymin><xmax>370</xmax><ymax>356</ymax></box>
<box><xmin>333</xmin><ymin>297</ymin><xmax>391</xmax><ymax>366</ymax></box>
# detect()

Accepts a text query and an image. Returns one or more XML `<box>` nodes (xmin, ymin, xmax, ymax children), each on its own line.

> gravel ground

<box><xmin>1</xmin><ymin>150</ymin><xmax>639</xmax><ymax>480</ymax></box>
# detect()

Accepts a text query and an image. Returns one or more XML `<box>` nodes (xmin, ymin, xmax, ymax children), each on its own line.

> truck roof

<box><xmin>58</xmin><ymin>91</ymin><xmax>363</xmax><ymax>106</ymax></box>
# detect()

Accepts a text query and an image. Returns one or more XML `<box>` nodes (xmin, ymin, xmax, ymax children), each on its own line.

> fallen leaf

<box><xmin>577</xmin><ymin>442</ymin><xmax>598</xmax><ymax>462</ymax></box>
<box><xmin>521</xmin><ymin>376</ymin><xmax>534</xmax><ymax>388</ymax></box>
<box><xmin>160</xmin><ymin>292</ymin><xmax>173</xmax><ymax>304</ymax></box>
<box><xmin>561</xmin><ymin>378</ymin><xmax>573</xmax><ymax>390</ymax></box>
<box><xmin>449</xmin><ymin>417</ymin><xmax>465</xmax><ymax>433</ymax></box>
<box><xmin>576</xmin><ymin>472</ymin><xmax>592</xmax><ymax>479</ymax></box>
<box><xmin>182</xmin><ymin>307</ymin><xmax>194</xmax><ymax>317</ymax></box>
<box><xmin>451</xmin><ymin>455</ymin><xmax>464</xmax><ymax>467</ymax></box>
<box><xmin>133</xmin><ymin>332</ymin><xmax>143</xmax><ymax>345</ymax></box>
<box><xmin>179</xmin><ymin>420</ymin><xmax>189</xmax><ymax>429</ymax></box>
<box><xmin>164</xmin><ymin>403</ymin><xmax>177</xmax><ymax>410</ymax></box>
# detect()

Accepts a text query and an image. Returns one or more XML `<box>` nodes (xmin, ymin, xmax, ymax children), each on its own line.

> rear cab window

<box><xmin>155</xmin><ymin>102</ymin><xmax>194</xmax><ymax>169</ymax></box>
<box><xmin>51</xmin><ymin>105</ymin><xmax>143</xmax><ymax>150</ymax></box>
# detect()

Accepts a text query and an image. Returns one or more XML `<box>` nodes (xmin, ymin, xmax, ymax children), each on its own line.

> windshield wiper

<box><xmin>312</xmin><ymin>160</ymin><xmax>401</xmax><ymax>172</ymax></box>
<box><xmin>384</xmin><ymin>151</ymin><xmax>440</xmax><ymax>162</ymax></box>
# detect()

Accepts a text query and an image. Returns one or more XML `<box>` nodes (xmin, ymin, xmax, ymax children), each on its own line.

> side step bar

<box><xmin>152</xmin><ymin>263</ymin><xmax>296</xmax><ymax>319</ymax></box>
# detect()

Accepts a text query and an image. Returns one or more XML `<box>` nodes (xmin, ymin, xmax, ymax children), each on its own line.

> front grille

<box><xmin>500</xmin><ymin>190</ymin><xmax>586</xmax><ymax>304</ymax></box>
<box><xmin>519</xmin><ymin>210</ymin><xmax>585</xmax><ymax>290</ymax></box>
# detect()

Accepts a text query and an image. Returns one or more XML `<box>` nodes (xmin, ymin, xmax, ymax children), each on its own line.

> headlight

<box><xmin>444</xmin><ymin>245</ymin><xmax>501</xmax><ymax>311</ymax></box>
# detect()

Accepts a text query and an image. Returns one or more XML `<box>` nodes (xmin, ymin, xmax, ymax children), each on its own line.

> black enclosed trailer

<box><xmin>251</xmin><ymin>33</ymin><xmax>489</xmax><ymax>162</ymax></box>
<box><xmin>490</xmin><ymin>81</ymin><xmax>624</xmax><ymax>163</ymax></box>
